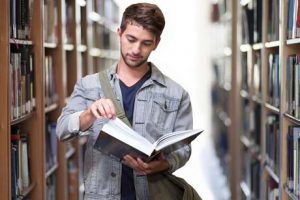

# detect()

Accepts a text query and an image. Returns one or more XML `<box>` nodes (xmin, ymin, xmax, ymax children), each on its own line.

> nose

<box><xmin>132</xmin><ymin>42</ymin><xmax>141</xmax><ymax>54</ymax></box>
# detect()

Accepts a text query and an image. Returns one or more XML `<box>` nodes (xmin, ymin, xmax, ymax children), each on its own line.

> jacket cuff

<box><xmin>68</xmin><ymin>110</ymin><xmax>84</xmax><ymax>133</ymax></box>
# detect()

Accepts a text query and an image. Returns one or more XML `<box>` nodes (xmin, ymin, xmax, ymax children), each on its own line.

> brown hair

<box><xmin>120</xmin><ymin>3</ymin><xmax>165</xmax><ymax>38</ymax></box>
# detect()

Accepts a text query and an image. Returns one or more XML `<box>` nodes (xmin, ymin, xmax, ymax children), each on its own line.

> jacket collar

<box><xmin>107</xmin><ymin>62</ymin><xmax>166</xmax><ymax>87</ymax></box>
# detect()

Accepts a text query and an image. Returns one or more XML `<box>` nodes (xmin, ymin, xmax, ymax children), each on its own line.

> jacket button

<box><xmin>111</xmin><ymin>172</ymin><xmax>116</xmax><ymax>177</ymax></box>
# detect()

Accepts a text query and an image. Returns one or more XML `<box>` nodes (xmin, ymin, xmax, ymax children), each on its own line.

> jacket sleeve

<box><xmin>56</xmin><ymin>78</ymin><xmax>89</xmax><ymax>141</ymax></box>
<box><xmin>165</xmin><ymin>90</ymin><xmax>193</xmax><ymax>173</ymax></box>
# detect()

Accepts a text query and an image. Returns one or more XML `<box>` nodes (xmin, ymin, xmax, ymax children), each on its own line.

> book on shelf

<box><xmin>287</xmin><ymin>125</ymin><xmax>300</xmax><ymax>195</ymax></box>
<box><xmin>11</xmin><ymin>127</ymin><xmax>30</xmax><ymax>196</ymax></box>
<box><xmin>93</xmin><ymin>117</ymin><xmax>203</xmax><ymax>162</ymax></box>
<box><xmin>286</xmin><ymin>54</ymin><xmax>300</xmax><ymax>118</ymax></box>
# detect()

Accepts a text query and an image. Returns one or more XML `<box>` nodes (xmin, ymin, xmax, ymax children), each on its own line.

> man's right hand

<box><xmin>79</xmin><ymin>98</ymin><xmax>116</xmax><ymax>131</ymax></box>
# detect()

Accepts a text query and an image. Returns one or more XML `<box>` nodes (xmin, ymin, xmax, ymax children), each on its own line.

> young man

<box><xmin>56</xmin><ymin>3</ymin><xmax>193</xmax><ymax>200</ymax></box>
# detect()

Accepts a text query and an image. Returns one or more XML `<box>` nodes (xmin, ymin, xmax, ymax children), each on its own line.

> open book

<box><xmin>93</xmin><ymin>118</ymin><xmax>203</xmax><ymax>162</ymax></box>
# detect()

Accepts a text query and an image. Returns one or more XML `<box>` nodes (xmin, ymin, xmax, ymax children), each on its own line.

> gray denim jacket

<box><xmin>56</xmin><ymin>62</ymin><xmax>193</xmax><ymax>200</ymax></box>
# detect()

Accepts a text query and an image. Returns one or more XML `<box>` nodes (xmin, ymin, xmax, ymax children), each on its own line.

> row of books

<box><xmin>241</xmin><ymin>0</ymin><xmax>263</xmax><ymax>44</ymax></box>
<box><xmin>92</xmin><ymin>24</ymin><xmax>119</xmax><ymax>50</ymax></box>
<box><xmin>45</xmin><ymin>55</ymin><xmax>58</xmax><ymax>107</ymax></box>
<box><xmin>11</xmin><ymin>127</ymin><xmax>30</xmax><ymax>199</ymax></box>
<box><xmin>253</xmin><ymin>51</ymin><xmax>262</xmax><ymax>99</ymax></box>
<box><xmin>265</xmin><ymin>114</ymin><xmax>280</xmax><ymax>176</ymax></box>
<box><xmin>268</xmin><ymin>53</ymin><xmax>280</xmax><ymax>108</ymax></box>
<box><xmin>63</xmin><ymin>0</ymin><xmax>73</xmax><ymax>44</ymax></box>
<box><xmin>92</xmin><ymin>0</ymin><xmax>119</xmax><ymax>24</ymax></box>
<box><xmin>240</xmin><ymin>50</ymin><xmax>262</xmax><ymax>99</ymax></box>
<box><xmin>240</xmin><ymin>99</ymin><xmax>261</xmax><ymax>147</ymax></box>
<box><xmin>267</xmin><ymin>0</ymin><xmax>280</xmax><ymax>42</ymax></box>
<box><xmin>266</xmin><ymin>176</ymin><xmax>279</xmax><ymax>200</ymax></box>
<box><xmin>44</xmin><ymin>0</ymin><xmax>58</xmax><ymax>43</ymax></box>
<box><xmin>287</xmin><ymin>0</ymin><xmax>300</xmax><ymax>39</ymax></box>
<box><xmin>241</xmin><ymin>52</ymin><xmax>251</xmax><ymax>92</ymax></box>
<box><xmin>46</xmin><ymin>174</ymin><xmax>57</xmax><ymax>200</ymax></box>
<box><xmin>287</xmin><ymin>125</ymin><xmax>300</xmax><ymax>197</ymax></box>
<box><xmin>10</xmin><ymin>0</ymin><xmax>33</xmax><ymax>40</ymax></box>
<box><xmin>45</xmin><ymin>119</ymin><xmax>58</xmax><ymax>200</ymax></box>
<box><xmin>10</xmin><ymin>46</ymin><xmax>35</xmax><ymax>120</ymax></box>
<box><xmin>241</xmin><ymin>149</ymin><xmax>261</xmax><ymax>199</ymax></box>
<box><xmin>44</xmin><ymin>0</ymin><xmax>74</xmax><ymax>44</ymax></box>
<box><xmin>286</xmin><ymin>54</ymin><xmax>300</xmax><ymax>118</ymax></box>
<box><xmin>241</xmin><ymin>0</ymin><xmax>279</xmax><ymax>44</ymax></box>
<box><xmin>45</xmin><ymin>120</ymin><xmax>58</xmax><ymax>172</ymax></box>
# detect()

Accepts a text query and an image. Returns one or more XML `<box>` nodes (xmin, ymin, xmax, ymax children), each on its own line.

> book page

<box><xmin>101</xmin><ymin>118</ymin><xmax>154</xmax><ymax>155</ymax></box>
<box><xmin>153</xmin><ymin>129</ymin><xmax>203</xmax><ymax>152</ymax></box>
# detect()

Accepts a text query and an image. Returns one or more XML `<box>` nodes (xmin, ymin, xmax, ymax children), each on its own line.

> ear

<box><xmin>116</xmin><ymin>28</ymin><xmax>122</xmax><ymax>40</ymax></box>
<box><xmin>153</xmin><ymin>37</ymin><xmax>161</xmax><ymax>50</ymax></box>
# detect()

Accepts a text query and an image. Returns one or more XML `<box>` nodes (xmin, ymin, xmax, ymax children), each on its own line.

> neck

<box><xmin>117</xmin><ymin>60</ymin><xmax>150</xmax><ymax>86</ymax></box>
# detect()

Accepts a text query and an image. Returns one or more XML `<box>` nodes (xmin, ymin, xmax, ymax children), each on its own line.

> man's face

<box><xmin>118</xmin><ymin>23</ymin><xmax>159</xmax><ymax>68</ymax></box>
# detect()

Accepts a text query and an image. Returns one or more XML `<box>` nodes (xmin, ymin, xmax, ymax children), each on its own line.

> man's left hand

<box><xmin>122</xmin><ymin>153</ymin><xmax>170</xmax><ymax>175</ymax></box>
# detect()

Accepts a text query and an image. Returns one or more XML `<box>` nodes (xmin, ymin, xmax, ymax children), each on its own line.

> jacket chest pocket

<box><xmin>85</xmin><ymin>89</ymin><xmax>101</xmax><ymax>107</ymax></box>
<box><xmin>150</xmin><ymin>95</ymin><xmax>180</xmax><ymax>132</ymax></box>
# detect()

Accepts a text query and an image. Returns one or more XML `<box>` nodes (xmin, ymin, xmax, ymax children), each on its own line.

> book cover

<box><xmin>93</xmin><ymin>118</ymin><xmax>203</xmax><ymax>162</ymax></box>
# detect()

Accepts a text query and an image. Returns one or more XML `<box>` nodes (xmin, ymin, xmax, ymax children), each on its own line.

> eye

<box><xmin>126</xmin><ymin>36</ymin><xmax>136</xmax><ymax>43</ymax></box>
<box><xmin>143</xmin><ymin>41</ymin><xmax>153</xmax><ymax>46</ymax></box>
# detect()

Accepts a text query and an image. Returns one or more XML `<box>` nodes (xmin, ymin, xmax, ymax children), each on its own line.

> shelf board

<box><xmin>264</xmin><ymin>103</ymin><xmax>280</xmax><ymax>114</ymax></box>
<box><xmin>240</xmin><ymin>44</ymin><xmax>251</xmax><ymax>52</ymax></box>
<box><xmin>45</xmin><ymin>103</ymin><xmax>58</xmax><ymax>114</ymax></box>
<box><xmin>65</xmin><ymin>147</ymin><xmax>76</xmax><ymax>159</ymax></box>
<box><xmin>286</xmin><ymin>38</ymin><xmax>300</xmax><ymax>45</ymax></box>
<box><xmin>240</xmin><ymin>0</ymin><xmax>251</xmax><ymax>6</ymax></box>
<box><xmin>284</xmin><ymin>185</ymin><xmax>299</xmax><ymax>200</ymax></box>
<box><xmin>9</xmin><ymin>39</ymin><xmax>33</xmax><ymax>45</ymax></box>
<box><xmin>88</xmin><ymin>12</ymin><xmax>118</xmax><ymax>33</ymax></box>
<box><xmin>265</xmin><ymin>164</ymin><xmax>279</xmax><ymax>183</ymax></box>
<box><xmin>18</xmin><ymin>182</ymin><xmax>36</xmax><ymax>199</ymax></box>
<box><xmin>252</xmin><ymin>95</ymin><xmax>263</xmax><ymax>104</ymax></box>
<box><xmin>240</xmin><ymin>90</ymin><xmax>249</xmax><ymax>99</ymax></box>
<box><xmin>11</xmin><ymin>112</ymin><xmax>35</xmax><ymax>125</ymax></box>
<box><xmin>216</xmin><ymin>108</ymin><xmax>231</xmax><ymax>127</ymax></box>
<box><xmin>64</xmin><ymin>44</ymin><xmax>75</xmax><ymax>51</ymax></box>
<box><xmin>252</xmin><ymin>43</ymin><xmax>263</xmax><ymax>50</ymax></box>
<box><xmin>240</xmin><ymin>181</ymin><xmax>251</xmax><ymax>197</ymax></box>
<box><xmin>240</xmin><ymin>135</ymin><xmax>261</xmax><ymax>160</ymax></box>
<box><xmin>89</xmin><ymin>48</ymin><xmax>119</xmax><ymax>59</ymax></box>
<box><xmin>45</xmin><ymin>163</ymin><xmax>59</xmax><ymax>179</ymax></box>
<box><xmin>283</xmin><ymin>113</ymin><xmax>300</xmax><ymax>125</ymax></box>
<box><xmin>77</xmin><ymin>44</ymin><xmax>87</xmax><ymax>52</ymax></box>
<box><xmin>77</xmin><ymin>0</ymin><xmax>86</xmax><ymax>7</ymax></box>
<box><xmin>223</xmin><ymin>47</ymin><xmax>232</xmax><ymax>56</ymax></box>
<box><xmin>265</xmin><ymin>41</ymin><xmax>280</xmax><ymax>48</ymax></box>
<box><xmin>240</xmin><ymin>135</ymin><xmax>253</xmax><ymax>147</ymax></box>
<box><xmin>44</xmin><ymin>42</ymin><xmax>57</xmax><ymax>49</ymax></box>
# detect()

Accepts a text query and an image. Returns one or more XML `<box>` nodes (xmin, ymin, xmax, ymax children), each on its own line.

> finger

<box><xmin>89</xmin><ymin>105</ymin><xmax>101</xmax><ymax>118</ymax></box>
<box><xmin>101</xmin><ymin>99</ymin><xmax>115</xmax><ymax>118</ymax></box>
<box><xmin>137</xmin><ymin>158</ymin><xmax>149</xmax><ymax>169</ymax></box>
<box><xmin>124</xmin><ymin>155</ymin><xmax>145</xmax><ymax>172</ymax></box>
<box><xmin>105</xmin><ymin>99</ymin><xmax>116</xmax><ymax>118</ymax></box>
<box><xmin>96</xmin><ymin>102</ymin><xmax>107</xmax><ymax>118</ymax></box>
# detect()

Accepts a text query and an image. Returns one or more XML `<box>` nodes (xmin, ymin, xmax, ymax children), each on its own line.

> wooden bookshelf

<box><xmin>211</xmin><ymin>0</ymin><xmax>300</xmax><ymax>199</ymax></box>
<box><xmin>0</xmin><ymin>0</ymin><xmax>119</xmax><ymax>199</ymax></box>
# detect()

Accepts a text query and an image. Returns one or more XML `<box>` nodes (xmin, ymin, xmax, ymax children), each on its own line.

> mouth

<box><xmin>127</xmin><ymin>54</ymin><xmax>141</xmax><ymax>61</ymax></box>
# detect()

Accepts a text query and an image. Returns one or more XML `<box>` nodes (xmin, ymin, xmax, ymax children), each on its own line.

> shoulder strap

<box><xmin>99</xmin><ymin>71</ymin><xmax>131</xmax><ymax>127</ymax></box>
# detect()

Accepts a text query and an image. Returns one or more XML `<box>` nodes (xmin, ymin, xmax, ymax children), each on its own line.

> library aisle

<box><xmin>174</xmin><ymin>94</ymin><xmax>231</xmax><ymax>200</ymax></box>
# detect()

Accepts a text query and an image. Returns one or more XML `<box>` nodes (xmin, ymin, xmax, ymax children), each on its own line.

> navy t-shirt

<box><xmin>120</xmin><ymin>69</ymin><xmax>151</xmax><ymax>200</ymax></box>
